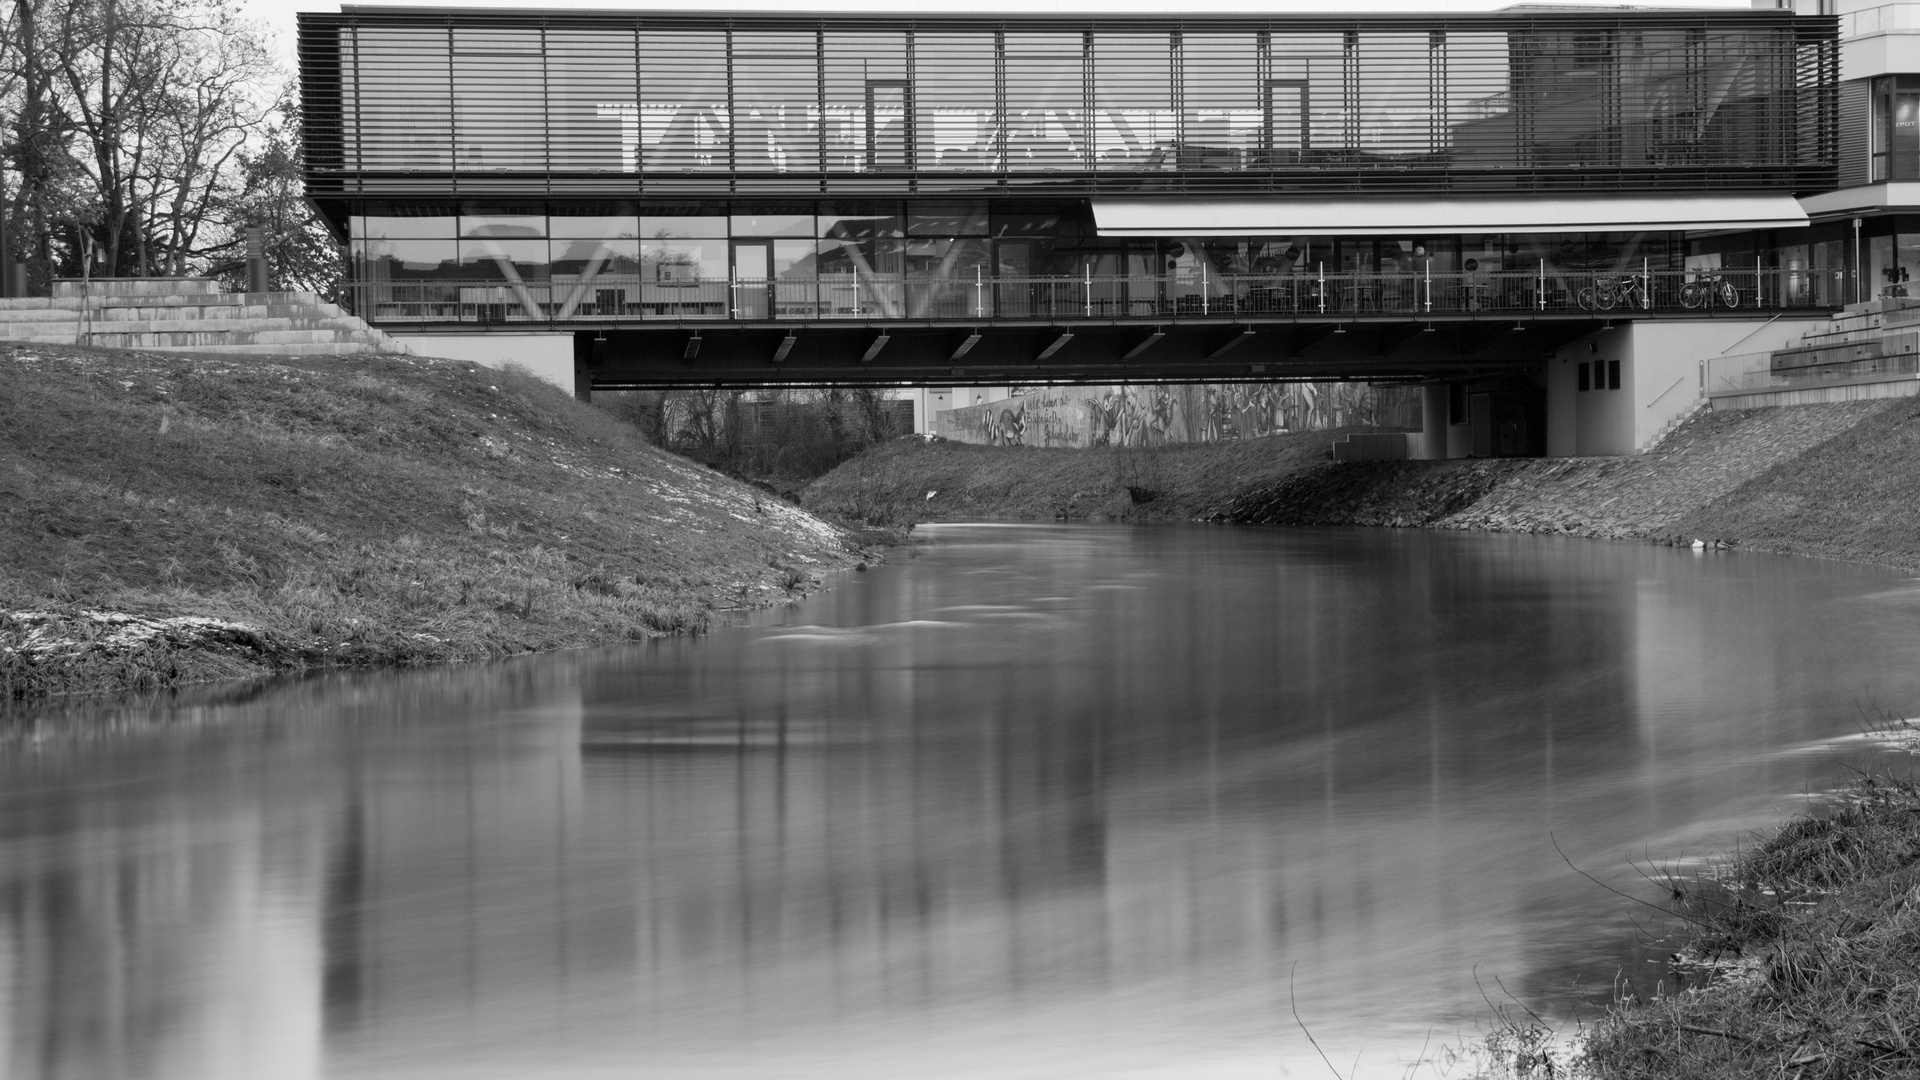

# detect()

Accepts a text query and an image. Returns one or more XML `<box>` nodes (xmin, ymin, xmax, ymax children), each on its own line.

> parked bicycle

<box><xmin>1576</xmin><ymin>274</ymin><xmax>1648</xmax><ymax>312</ymax></box>
<box><xmin>1679</xmin><ymin>274</ymin><xmax>1740</xmax><ymax>310</ymax></box>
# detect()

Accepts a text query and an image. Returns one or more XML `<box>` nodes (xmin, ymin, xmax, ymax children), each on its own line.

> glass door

<box><xmin>732</xmin><ymin>241</ymin><xmax>771</xmax><ymax>319</ymax></box>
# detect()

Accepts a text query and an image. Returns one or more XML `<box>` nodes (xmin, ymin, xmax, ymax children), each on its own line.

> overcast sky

<box><xmin>240</xmin><ymin>0</ymin><xmax>1758</xmax><ymax>72</ymax></box>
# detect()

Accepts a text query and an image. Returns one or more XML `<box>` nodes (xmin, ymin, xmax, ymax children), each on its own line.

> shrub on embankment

<box><xmin>0</xmin><ymin>343</ymin><xmax>864</xmax><ymax>702</ymax></box>
<box><xmin>801</xmin><ymin>426</ymin><xmax>1405</xmax><ymax>524</ymax></box>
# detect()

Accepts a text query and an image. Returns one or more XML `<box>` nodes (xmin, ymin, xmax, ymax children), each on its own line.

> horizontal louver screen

<box><xmin>302</xmin><ymin>12</ymin><xmax>1837</xmax><ymax>196</ymax></box>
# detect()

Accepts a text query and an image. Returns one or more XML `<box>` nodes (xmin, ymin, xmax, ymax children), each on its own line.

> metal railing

<box><xmin>350</xmin><ymin>266</ymin><xmax>1842</xmax><ymax>327</ymax></box>
<box><xmin>1707</xmin><ymin>350</ymin><xmax>1920</xmax><ymax>396</ymax></box>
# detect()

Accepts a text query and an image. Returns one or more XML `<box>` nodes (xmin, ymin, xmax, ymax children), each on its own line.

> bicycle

<box><xmin>1679</xmin><ymin>274</ymin><xmax>1740</xmax><ymax>310</ymax></box>
<box><xmin>1576</xmin><ymin>274</ymin><xmax>1647</xmax><ymax>312</ymax></box>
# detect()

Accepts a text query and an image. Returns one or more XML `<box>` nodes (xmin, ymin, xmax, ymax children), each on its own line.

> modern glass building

<box><xmin>299</xmin><ymin>6</ymin><xmax>1838</xmax><ymax>320</ymax></box>
<box><xmin>298</xmin><ymin>4</ymin><xmax>1852</xmax><ymax>454</ymax></box>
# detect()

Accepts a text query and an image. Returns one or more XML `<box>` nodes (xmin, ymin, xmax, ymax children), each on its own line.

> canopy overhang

<box><xmin>1090</xmin><ymin>195</ymin><xmax>1810</xmax><ymax>237</ymax></box>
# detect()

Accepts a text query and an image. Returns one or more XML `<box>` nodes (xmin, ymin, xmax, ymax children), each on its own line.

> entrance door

<box><xmin>733</xmin><ymin>242</ymin><xmax>771</xmax><ymax>319</ymax></box>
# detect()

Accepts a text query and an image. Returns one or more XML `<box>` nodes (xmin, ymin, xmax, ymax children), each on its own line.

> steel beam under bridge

<box><xmin>578</xmin><ymin>317</ymin><xmax>1603</xmax><ymax>389</ymax></box>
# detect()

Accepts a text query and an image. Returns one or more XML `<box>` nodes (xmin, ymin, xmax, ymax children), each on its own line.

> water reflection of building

<box><xmin>0</xmin><ymin>742</ymin><xmax>325</xmax><ymax>1080</ymax></box>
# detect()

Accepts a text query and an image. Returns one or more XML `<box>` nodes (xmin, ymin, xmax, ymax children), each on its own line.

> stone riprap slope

<box><xmin>1222</xmin><ymin>398</ymin><xmax>1919</xmax><ymax>567</ymax></box>
<box><xmin>0</xmin><ymin>343</ymin><xmax>864</xmax><ymax>702</ymax></box>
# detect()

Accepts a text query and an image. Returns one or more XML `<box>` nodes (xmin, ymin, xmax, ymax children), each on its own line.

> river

<box><xmin>6</xmin><ymin>524</ymin><xmax>1920</xmax><ymax>1079</ymax></box>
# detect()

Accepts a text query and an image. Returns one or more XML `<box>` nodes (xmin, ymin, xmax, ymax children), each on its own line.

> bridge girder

<box><xmin>577</xmin><ymin>316</ymin><xmax>1600</xmax><ymax>389</ymax></box>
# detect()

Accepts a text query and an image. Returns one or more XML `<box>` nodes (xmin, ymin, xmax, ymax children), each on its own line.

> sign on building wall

<box><xmin>934</xmin><ymin>382</ymin><xmax>1419</xmax><ymax>447</ymax></box>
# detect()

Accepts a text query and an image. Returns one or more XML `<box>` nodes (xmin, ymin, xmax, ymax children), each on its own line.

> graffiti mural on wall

<box><xmin>936</xmin><ymin>382</ymin><xmax>1420</xmax><ymax>447</ymax></box>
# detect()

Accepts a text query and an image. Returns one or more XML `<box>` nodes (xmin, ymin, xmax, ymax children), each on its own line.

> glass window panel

<box><xmin>1354</xmin><ymin>33</ymin><xmax>1434</xmax><ymax>158</ymax></box>
<box><xmin>733</xmin><ymin>36</ymin><xmax>820</xmax><ymax>173</ymax></box>
<box><xmin>1005</xmin><ymin>33</ymin><xmax>1086</xmax><ymax>170</ymax></box>
<box><xmin>825</xmin><ymin>33</ymin><xmax>908</xmax><ymax>172</ymax></box>
<box><xmin>549</xmin><ymin>207</ymin><xmax>639</xmax><ymax>239</ymax></box>
<box><xmin>1515</xmin><ymin>27</ymin><xmax>1612</xmax><ymax>167</ymax></box>
<box><xmin>550</xmin><ymin>238</ymin><xmax>641</xmax><ymax>276</ymax></box>
<box><xmin>358</xmin><ymin>214</ymin><xmax>457</xmax><ymax>239</ymax></box>
<box><xmin>640</xmin><ymin>214</ymin><xmax>729</xmax><ymax>239</ymax></box>
<box><xmin>1894</xmin><ymin>92</ymin><xmax>1920</xmax><ymax>179</ymax></box>
<box><xmin>908</xmin><ymin>201</ymin><xmax>989</xmax><ymax>236</ymax></box>
<box><xmin>730</xmin><ymin>211</ymin><xmax>814</xmax><ymax>237</ymax></box>
<box><xmin>1631</xmin><ymin>29</ymin><xmax>1701</xmax><ymax>166</ymax></box>
<box><xmin>819</xmin><ymin>204</ymin><xmax>903</xmax><ymax>240</ymax></box>
<box><xmin>460</xmin><ymin>212</ymin><xmax>545</xmax><ymax>238</ymax></box>
<box><xmin>641</xmin><ymin>31</ymin><xmax>729</xmax><ymax>172</ymax></box>
<box><xmin>1182</xmin><ymin>33</ymin><xmax>1258</xmax><ymax>171</ymax></box>
<box><xmin>454</xmin><ymin>42</ymin><xmax>545</xmax><ymax>171</ymax></box>
<box><xmin>549</xmin><ymin>30</ymin><xmax>638</xmax><ymax>172</ymax></box>
<box><xmin>1093</xmin><ymin>34</ymin><xmax>1174</xmax><ymax>171</ymax></box>
<box><xmin>458</xmin><ymin>239</ymin><xmax>551</xmax><ymax>280</ymax></box>
<box><xmin>642</xmin><ymin>238</ymin><xmax>727</xmax><ymax>281</ymax></box>
<box><xmin>356</xmin><ymin>238</ymin><xmax>458</xmax><ymax>278</ymax></box>
<box><xmin>991</xmin><ymin>211</ymin><xmax>1063</xmax><ymax>237</ymax></box>
<box><xmin>915</xmin><ymin>34</ymin><xmax>998</xmax><ymax>171</ymax></box>
<box><xmin>343</xmin><ymin>27</ymin><xmax>451</xmax><ymax>171</ymax></box>
<box><xmin>1270</xmin><ymin>33</ymin><xmax>1348</xmax><ymax>161</ymax></box>
<box><xmin>818</xmin><ymin>237</ymin><xmax>905</xmax><ymax>317</ymax></box>
<box><xmin>905</xmin><ymin>238</ymin><xmax>990</xmax><ymax>318</ymax></box>
<box><xmin>1443</xmin><ymin>32</ymin><xmax>1512</xmax><ymax>168</ymax></box>
<box><xmin>773</xmin><ymin>239</ymin><xmax>817</xmax><ymax>278</ymax></box>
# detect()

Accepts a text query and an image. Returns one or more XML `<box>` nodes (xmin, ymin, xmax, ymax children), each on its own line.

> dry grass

<box><xmin>1430</xmin><ymin>763</ymin><xmax>1920</xmax><ymax>1080</ymax></box>
<box><xmin>0</xmin><ymin>343</ymin><xmax>861</xmax><ymax>701</ymax></box>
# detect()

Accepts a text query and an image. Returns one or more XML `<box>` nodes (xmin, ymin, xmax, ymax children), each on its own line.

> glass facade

<box><xmin>301</xmin><ymin>10</ymin><xmax>1841</xmax><ymax>326</ymax></box>
<box><xmin>307</xmin><ymin>10</ymin><xmax>1835</xmax><ymax>193</ymax></box>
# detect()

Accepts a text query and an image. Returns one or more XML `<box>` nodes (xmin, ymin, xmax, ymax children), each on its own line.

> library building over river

<box><xmin>297</xmin><ymin>2</ymin><xmax>1920</xmax><ymax>456</ymax></box>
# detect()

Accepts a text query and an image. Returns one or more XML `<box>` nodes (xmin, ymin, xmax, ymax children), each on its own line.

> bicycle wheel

<box><xmin>1718</xmin><ymin>281</ymin><xmax>1739</xmax><ymax>309</ymax></box>
<box><xmin>1593</xmin><ymin>285</ymin><xmax>1617</xmax><ymax>311</ymax></box>
<box><xmin>1576</xmin><ymin>288</ymin><xmax>1598</xmax><ymax>312</ymax></box>
<box><xmin>1680</xmin><ymin>283</ymin><xmax>1704</xmax><ymax>310</ymax></box>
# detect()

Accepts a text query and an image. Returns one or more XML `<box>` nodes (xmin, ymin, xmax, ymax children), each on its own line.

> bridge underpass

<box><xmin>576</xmin><ymin>315</ymin><xmax>1612</xmax><ymax>390</ymax></box>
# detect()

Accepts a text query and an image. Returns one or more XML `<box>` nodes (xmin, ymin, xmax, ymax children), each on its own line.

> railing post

<box><xmin>1084</xmin><ymin>264</ymin><xmax>1091</xmax><ymax>318</ymax></box>
<box><xmin>1201</xmin><ymin>261</ymin><xmax>1209</xmax><ymax>316</ymax></box>
<box><xmin>1643</xmin><ymin>257</ymin><xmax>1651</xmax><ymax>310</ymax></box>
<box><xmin>1424</xmin><ymin>259</ymin><xmax>1431</xmax><ymax>313</ymax></box>
<box><xmin>975</xmin><ymin>265</ymin><xmax>983</xmax><ymax>318</ymax></box>
<box><xmin>729</xmin><ymin>270</ymin><xmax>738</xmax><ymax>320</ymax></box>
<box><xmin>1538</xmin><ymin>258</ymin><xmax>1546</xmax><ymax>312</ymax></box>
<box><xmin>1318</xmin><ymin>262</ymin><xmax>1325</xmax><ymax>314</ymax></box>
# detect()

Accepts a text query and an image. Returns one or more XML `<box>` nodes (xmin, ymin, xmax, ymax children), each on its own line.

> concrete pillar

<box><xmin>1419</xmin><ymin>383</ymin><xmax>1449</xmax><ymax>460</ymax></box>
<box><xmin>244</xmin><ymin>226</ymin><xmax>269</xmax><ymax>294</ymax></box>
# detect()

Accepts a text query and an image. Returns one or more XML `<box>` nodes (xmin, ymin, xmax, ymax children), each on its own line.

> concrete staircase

<box><xmin>1642</xmin><ymin>394</ymin><xmax>1710</xmax><ymax>453</ymax></box>
<box><xmin>0</xmin><ymin>277</ymin><xmax>412</xmax><ymax>356</ymax></box>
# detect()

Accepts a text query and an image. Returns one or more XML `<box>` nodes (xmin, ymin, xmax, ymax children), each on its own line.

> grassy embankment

<box><xmin>1458</xmin><ymin>760</ymin><xmax>1920</xmax><ymax>1080</ymax></box>
<box><xmin>801</xmin><ymin>425</ymin><xmax>1404</xmax><ymax>525</ymax></box>
<box><xmin>0</xmin><ymin>343</ymin><xmax>868</xmax><ymax>702</ymax></box>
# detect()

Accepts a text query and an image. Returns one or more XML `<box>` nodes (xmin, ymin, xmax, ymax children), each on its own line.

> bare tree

<box><xmin>1</xmin><ymin>0</ymin><xmax>277</xmax><ymax>282</ymax></box>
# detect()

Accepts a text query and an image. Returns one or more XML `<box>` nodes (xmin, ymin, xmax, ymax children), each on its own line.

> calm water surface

<box><xmin>8</xmin><ymin>525</ymin><xmax>1920</xmax><ymax>1079</ymax></box>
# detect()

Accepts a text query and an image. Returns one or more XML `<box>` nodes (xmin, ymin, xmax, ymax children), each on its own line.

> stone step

<box><xmin>75</xmin><ymin>316</ymin><xmax>380</xmax><ymax>334</ymax></box>
<box><xmin>51</xmin><ymin>277</ymin><xmax>225</xmax><ymax>298</ymax></box>
<box><xmin>83</xmin><ymin>329</ymin><xmax>378</xmax><ymax>348</ymax></box>
<box><xmin>137</xmin><ymin>342</ymin><xmax>388</xmax><ymax>356</ymax></box>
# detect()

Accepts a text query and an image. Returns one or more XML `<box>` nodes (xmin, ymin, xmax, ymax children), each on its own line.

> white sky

<box><xmin>238</xmin><ymin>0</ymin><xmax>1758</xmax><ymax>72</ymax></box>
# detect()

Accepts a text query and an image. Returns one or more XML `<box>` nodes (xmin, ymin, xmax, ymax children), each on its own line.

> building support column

<box><xmin>1419</xmin><ymin>383</ymin><xmax>1450</xmax><ymax>460</ymax></box>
